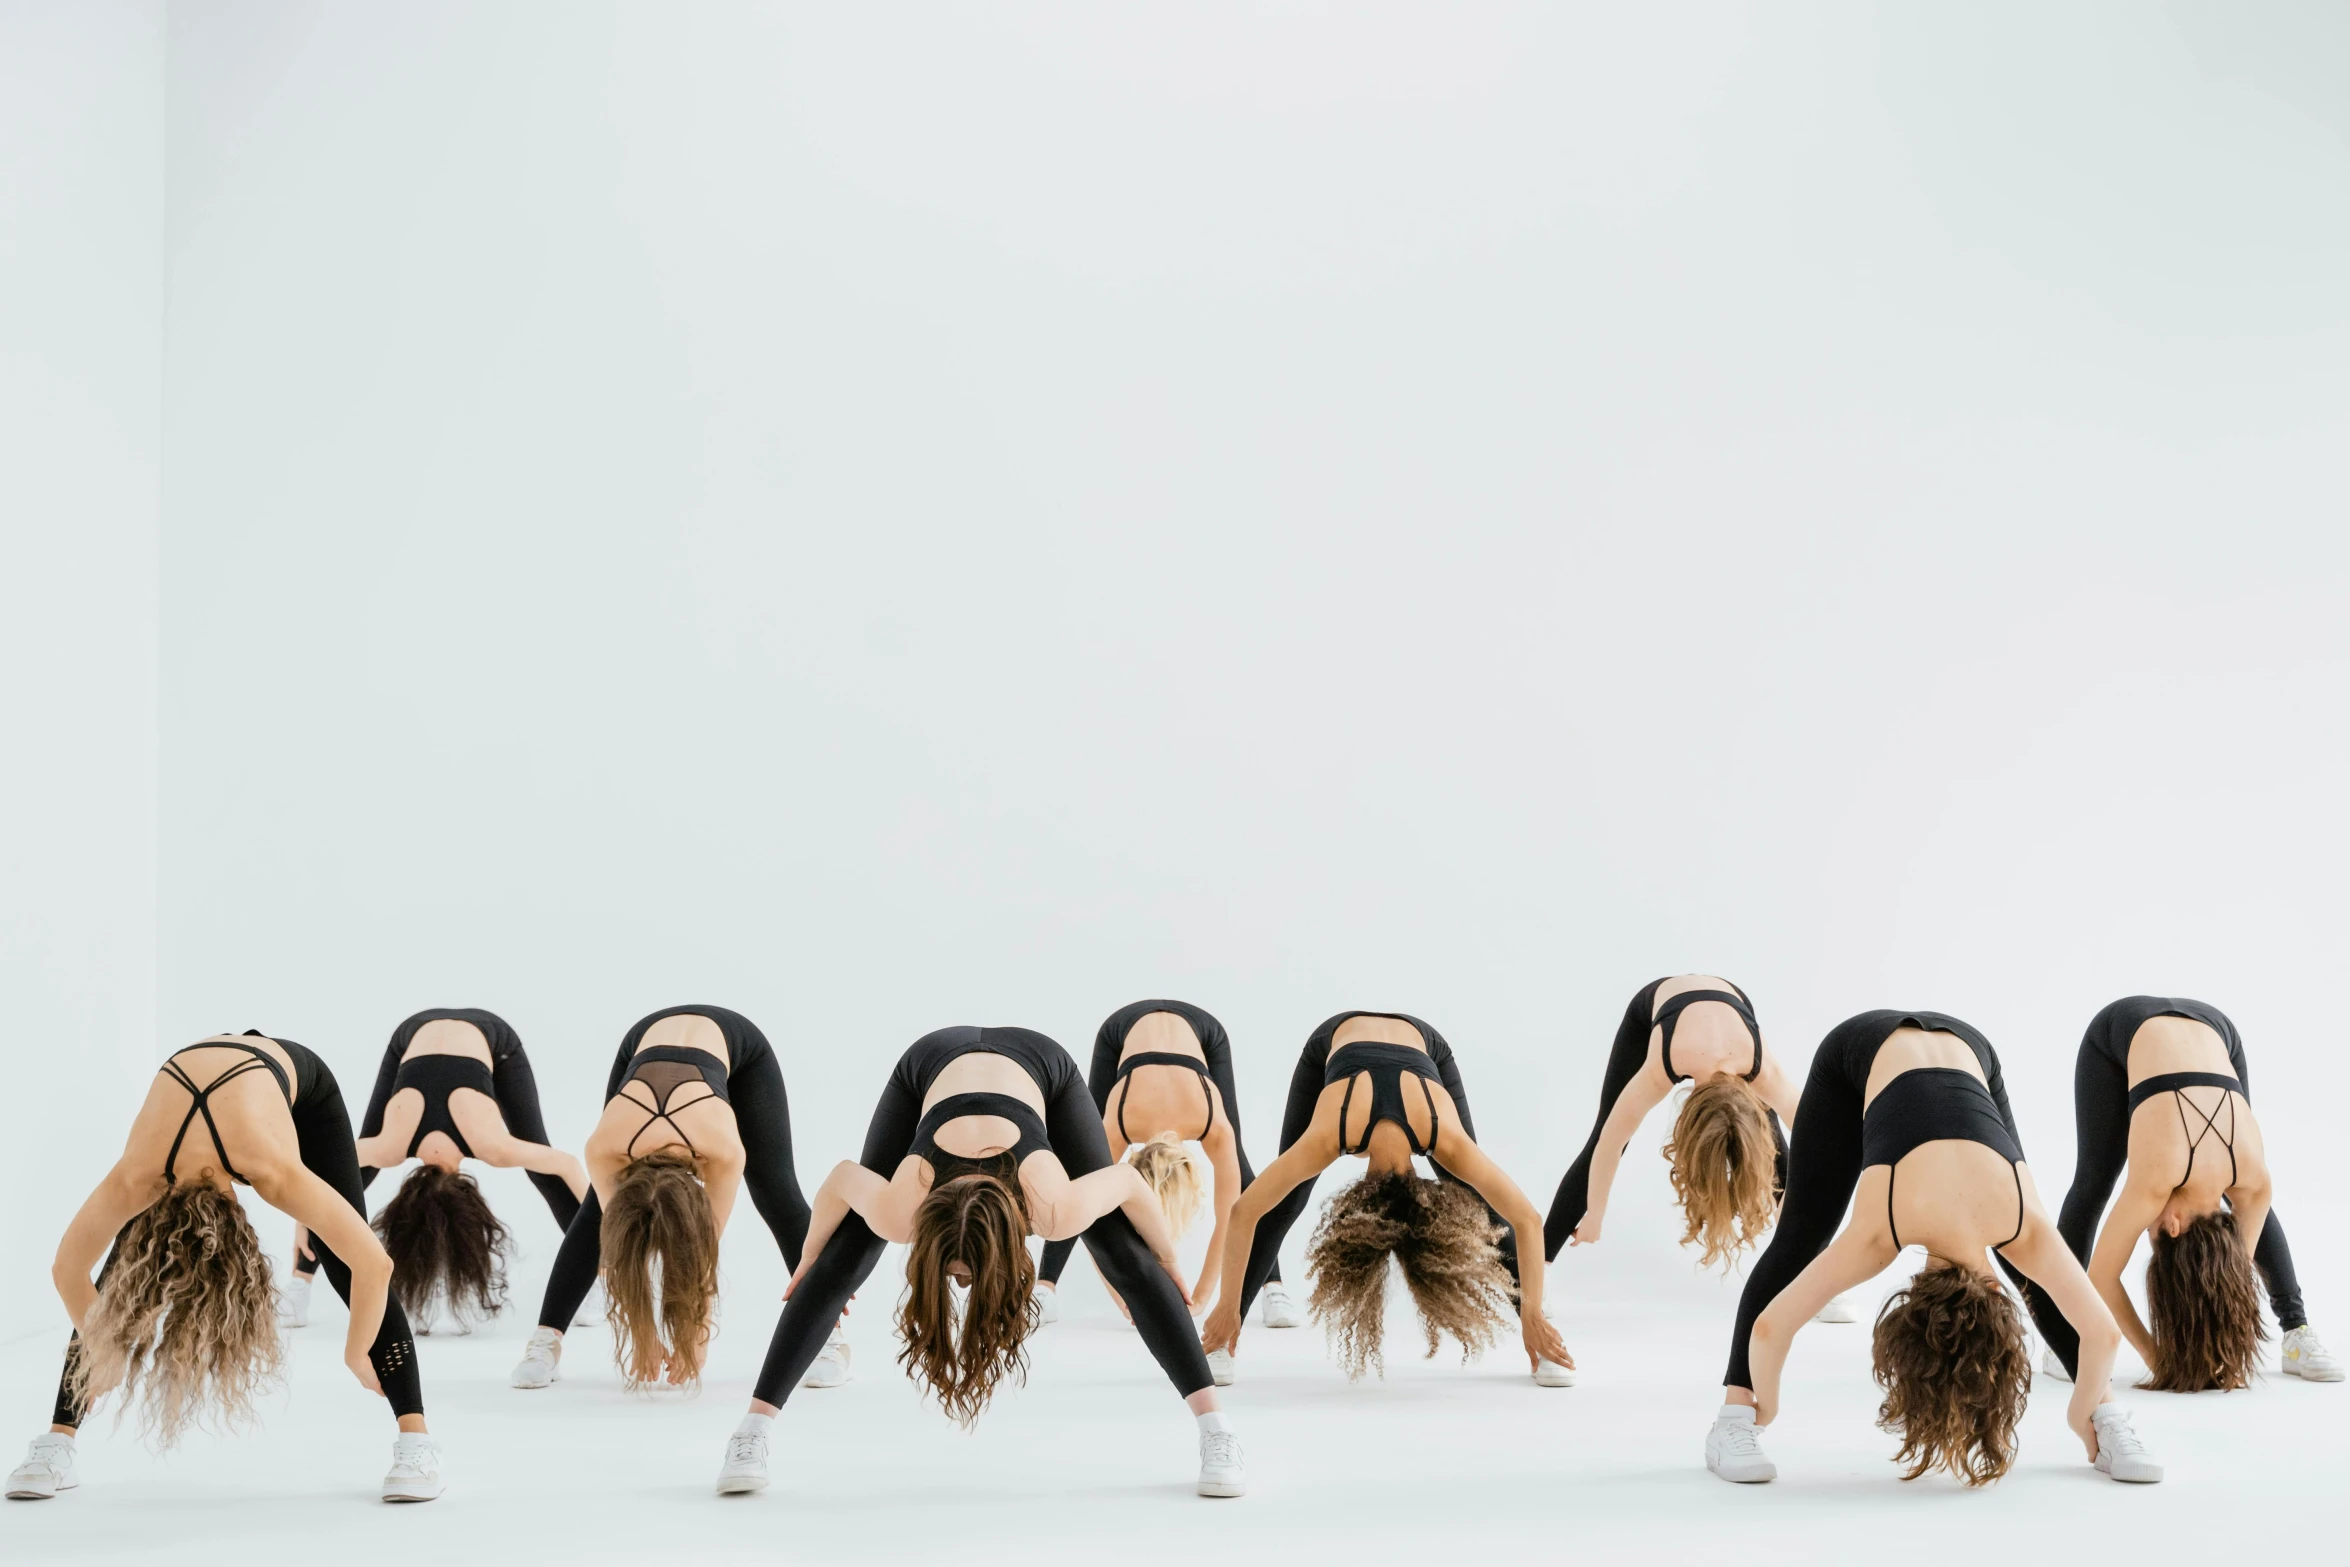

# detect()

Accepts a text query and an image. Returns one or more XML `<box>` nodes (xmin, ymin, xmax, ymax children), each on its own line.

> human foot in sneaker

<box><xmin>2040</xmin><ymin>1348</ymin><xmax>2073</xmax><ymax>1383</ymax></box>
<box><xmin>510</xmin><ymin>1326</ymin><xmax>563</xmax><ymax>1389</ymax></box>
<box><xmin>2282</xmin><ymin>1326</ymin><xmax>2344</xmax><ymax>1382</ymax></box>
<box><xmin>1197</xmin><ymin>1417</ymin><xmax>1246</xmax><ymax>1497</ymax></box>
<box><xmin>1259</xmin><ymin>1280</ymin><xmax>1302</xmax><ymax>1329</ymax></box>
<box><xmin>1205</xmin><ymin>1348</ymin><xmax>1237</xmax><ymax>1387</ymax></box>
<box><xmin>1032</xmin><ymin>1282</ymin><xmax>1059</xmax><ymax>1326</ymax></box>
<box><xmin>1705</xmin><ymin>1405</ymin><xmax>1775</xmax><ymax>1483</ymax></box>
<box><xmin>1812</xmin><ymin>1292</ymin><xmax>1857</xmax><ymax>1324</ymax></box>
<box><xmin>2091</xmin><ymin>1403</ymin><xmax>2162</xmax><ymax>1483</ymax></box>
<box><xmin>278</xmin><ymin>1272</ymin><xmax>313</xmax><ymax>1329</ymax></box>
<box><xmin>5</xmin><ymin>1434</ymin><xmax>77</xmax><ymax>1501</ymax></box>
<box><xmin>803</xmin><ymin>1321</ymin><xmax>852</xmax><ymax>1388</ymax></box>
<box><xmin>717</xmin><ymin>1414</ymin><xmax>772</xmax><ymax>1495</ymax></box>
<box><xmin>381</xmin><ymin>1432</ymin><xmax>444</xmax><ymax>1502</ymax></box>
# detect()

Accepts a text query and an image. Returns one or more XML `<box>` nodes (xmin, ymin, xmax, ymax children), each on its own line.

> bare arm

<box><xmin>2002</xmin><ymin>1178</ymin><xmax>2122</xmax><ymax>1456</ymax></box>
<box><xmin>1199</xmin><ymin>1128</ymin><xmax>1337</xmax><ymax>1356</ymax></box>
<box><xmin>1753</xmin><ymin>1044</ymin><xmax>1802</xmax><ymax>1126</ymax></box>
<box><xmin>1431</xmin><ymin>1131</ymin><xmax>1570</xmax><ymax>1368</ymax></box>
<box><xmin>2086</xmin><ymin>1178</ymin><xmax>2166</xmax><ymax>1365</ymax></box>
<box><xmin>454</xmin><ymin>1099</ymin><xmax>589</xmax><ymax>1198</ymax></box>
<box><xmin>265</xmin><ymin>1164</ymin><xmax>395</xmax><ymax>1394</ymax></box>
<box><xmin>2228</xmin><ymin>1175</ymin><xmax>2272</xmax><ymax>1267</ymax></box>
<box><xmin>51</xmin><ymin>1167</ymin><xmax>154</xmax><ymax>1329</ymax></box>
<box><xmin>1745</xmin><ymin>1215</ymin><xmax>1896</xmax><ymax>1425</ymax></box>
<box><xmin>786</xmin><ymin>1160</ymin><xmax>923</xmax><ymax>1296</ymax></box>
<box><xmin>1572</xmin><ymin>1068</ymin><xmax>1672</xmax><ymax>1246</ymax></box>
<box><xmin>1194</xmin><ymin>1120</ymin><xmax>1243</xmax><ymax>1304</ymax></box>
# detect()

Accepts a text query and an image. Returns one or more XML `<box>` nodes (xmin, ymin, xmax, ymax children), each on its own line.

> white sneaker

<box><xmin>277</xmin><ymin>1272</ymin><xmax>312</xmax><ymax>1329</ymax></box>
<box><xmin>1206</xmin><ymin>1348</ymin><xmax>1237</xmax><ymax>1387</ymax></box>
<box><xmin>381</xmin><ymin>1433</ymin><xmax>444</xmax><ymax>1502</ymax></box>
<box><xmin>802</xmin><ymin>1322</ymin><xmax>853</xmax><ymax>1388</ymax></box>
<box><xmin>1032</xmin><ymin>1284</ymin><xmax>1059</xmax><ymax>1326</ymax></box>
<box><xmin>6</xmin><ymin>1435</ymin><xmax>77</xmax><ymax>1501</ymax></box>
<box><xmin>1812</xmin><ymin>1292</ymin><xmax>1858</xmax><ymax>1324</ymax></box>
<box><xmin>1705</xmin><ymin>1405</ymin><xmax>1776</xmax><ymax>1483</ymax></box>
<box><xmin>509</xmin><ymin>1326</ymin><xmax>563</xmax><ymax>1389</ymax></box>
<box><xmin>573</xmin><ymin>1284</ymin><xmax>605</xmax><ymax>1328</ymax></box>
<box><xmin>2091</xmin><ymin>1403</ymin><xmax>2162</xmax><ymax>1483</ymax></box>
<box><xmin>716</xmin><ymin>1428</ymin><xmax>770</xmax><ymax>1495</ymax></box>
<box><xmin>1534</xmin><ymin>1308</ymin><xmax>1575</xmax><ymax>1387</ymax></box>
<box><xmin>1259</xmin><ymin>1280</ymin><xmax>1302</xmax><ymax>1329</ymax></box>
<box><xmin>2282</xmin><ymin>1326</ymin><xmax>2344</xmax><ymax>1382</ymax></box>
<box><xmin>2040</xmin><ymin>1348</ymin><xmax>2073</xmax><ymax>1384</ymax></box>
<box><xmin>1197</xmin><ymin>1428</ymin><xmax>1247</xmax><ymax>1497</ymax></box>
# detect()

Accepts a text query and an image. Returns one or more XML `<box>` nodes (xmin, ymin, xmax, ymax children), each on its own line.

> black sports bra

<box><xmin>1862</xmin><ymin>1068</ymin><xmax>2025</xmax><ymax>1252</ymax></box>
<box><xmin>617</xmin><ymin>1046</ymin><xmax>732</xmax><ymax>1158</ymax></box>
<box><xmin>1113</xmin><ymin>1052</ymin><xmax>1215</xmax><ymax>1144</ymax></box>
<box><xmin>912</xmin><ymin>1092</ymin><xmax>1053</xmax><ymax>1182</ymax></box>
<box><xmin>391</xmin><ymin>1054</ymin><xmax>499</xmax><ymax>1160</ymax></box>
<box><xmin>1325</xmin><ymin>1042</ymin><xmax>1442</xmax><ymax>1157</ymax></box>
<box><xmin>2128</xmin><ymin>1071</ymin><xmax>2243</xmax><ymax>1193</ymax></box>
<box><xmin>1658</xmin><ymin>986</ymin><xmax>1762</xmax><ymax>1084</ymax></box>
<box><xmin>159</xmin><ymin>1038</ymin><xmax>294</xmax><ymax>1187</ymax></box>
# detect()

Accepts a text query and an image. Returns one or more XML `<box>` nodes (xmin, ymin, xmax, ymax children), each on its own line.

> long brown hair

<box><xmin>599</xmin><ymin>1152</ymin><xmax>719</xmax><ymax>1389</ymax></box>
<box><xmin>1662</xmin><ymin>1076</ymin><xmax>1780</xmax><ymax>1270</ymax></box>
<box><xmin>1305</xmin><ymin>1171</ymin><xmax>1514</xmax><ymax>1380</ymax></box>
<box><xmin>373</xmin><ymin>1163</ymin><xmax>512</xmax><ymax>1326</ymax></box>
<box><xmin>1870</xmin><ymin>1261</ymin><xmax>2030</xmax><ymax>1485</ymax></box>
<box><xmin>68</xmin><ymin>1181</ymin><xmax>283</xmax><ymax>1447</ymax></box>
<box><xmin>1127</xmin><ymin>1132</ymin><xmax>1205</xmax><ymax>1236</ymax></box>
<box><xmin>2143</xmin><ymin>1210</ymin><xmax>2265</xmax><ymax>1392</ymax></box>
<box><xmin>898</xmin><ymin>1158</ymin><xmax>1036</xmax><ymax>1426</ymax></box>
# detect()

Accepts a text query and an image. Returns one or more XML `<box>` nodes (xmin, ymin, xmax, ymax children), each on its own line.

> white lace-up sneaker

<box><xmin>1206</xmin><ymin>1348</ymin><xmax>1237</xmax><ymax>1387</ymax></box>
<box><xmin>381</xmin><ymin>1433</ymin><xmax>443</xmax><ymax>1502</ymax></box>
<box><xmin>573</xmin><ymin>1284</ymin><xmax>605</xmax><ymax>1328</ymax></box>
<box><xmin>1259</xmin><ymin>1281</ymin><xmax>1302</xmax><ymax>1329</ymax></box>
<box><xmin>1812</xmin><ymin>1293</ymin><xmax>1857</xmax><ymax>1324</ymax></box>
<box><xmin>2282</xmin><ymin>1326</ymin><xmax>2344</xmax><ymax>1382</ymax></box>
<box><xmin>509</xmin><ymin>1326</ymin><xmax>563</xmax><ymax>1389</ymax></box>
<box><xmin>803</xmin><ymin>1322</ymin><xmax>853</xmax><ymax>1388</ymax></box>
<box><xmin>6</xmin><ymin>1435</ymin><xmax>77</xmax><ymax>1500</ymax></box>
<box><xmin>1032</xmin><ymin>1283</ymin><xmax>1059</xmax><ymax>1326</ymax></box>
<box><xmin>1534</xmin><ymin>1308</ymin><xmax>1575</xmax><ymax>1387</ymax></box>
<box><xmin>716</xmin><ymin>1428</ymin><xmax>770</xmax><ymax>1495</ymax></box>
<box><xmin>2091</xmin><ymin>1404</ymin><xmax>2162</xmax><ymax>1483</ymax></box>
<box><xmin>277</xmin><ymin>1272</ymin><xmax>312</xmax><ymax>1329</ymax></box>
<box><xmin>1705</xmin><ymin>1405</ymin><xmax>1776</xmax><ymax>1483</ymax></box>
<box><xmin>1197</xmin><ymin>1428</ymin><xmax>1247</xmax><ymax>1497</ymax></box>
<box><xmin>2040</xmin><ymin>1348</ymin><xmax>2073</xmax><ymax>1383</ymax></box>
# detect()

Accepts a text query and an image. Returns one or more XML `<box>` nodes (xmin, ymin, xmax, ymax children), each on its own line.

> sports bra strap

<box><xmin>158</xmin><ymin>1043</ymin><xmax>293</xmax><ymax>1186</ymax></box>
<box><xmin>1657</xmin><ymin>987</ymin><xmax>1763</xmax><ymax>1085</ymax></box>
<box><xmin>1885</xmin><ymin>1158</ymin><xmax>2026</xmax><ymax>1253</ymax></box>
<box><xmin>1114</xmin><ymin>1052</ymin><xmax>1216</xmax><ymax>1143</ymax></box>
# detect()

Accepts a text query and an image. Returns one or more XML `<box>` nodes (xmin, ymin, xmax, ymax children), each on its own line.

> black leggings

<box><xmin>751</xmin><ymin>1025</ymin><xmax>1214</xmax><ymax>1408</ymax></box>
<box><xmin>1038</xmin><ymin>999</ymin><xmax>1279</xmax><ymax>1288</ymax></box>
<box><xmin>1542</xmin><ymin>978</ymin><xmax>1787</xmax><ymax>1261</ymax></box>
<box><xmin>2025</xmin><ymin>996</ymin><xmax>2308</xmax><ymax>1377</ymax></box>
<box><xmin>57</xmin><ymin>1040</ymin><xmax>425</xmax><ymax>1425</ymax></box>
<box><xmin>1721</xmin><ymin>1011</ymin><xmax>2077</xmax><ymax>1390</ymax></box>
<box><xmin>534</xmin><ymin>1006</ymin><xmax>810</xmax><ymax>1331</ymax></box>
<box><xmin>1233</xmin><ymin>1012</ymin><xmax>1516</xmax><ymax>1323</ymax></box>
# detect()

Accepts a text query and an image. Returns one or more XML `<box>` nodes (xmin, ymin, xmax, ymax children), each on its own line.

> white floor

<box><xmin>3</xmin><ymin>1240</ymin><xmax>2337</xmax><ymax>1567</ymax></box>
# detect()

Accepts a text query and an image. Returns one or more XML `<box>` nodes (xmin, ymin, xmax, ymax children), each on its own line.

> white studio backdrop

<box><xmin>9</xmin><ymin>2</ymin><xmax>2350</xmax><ymax>1339</ymax></box>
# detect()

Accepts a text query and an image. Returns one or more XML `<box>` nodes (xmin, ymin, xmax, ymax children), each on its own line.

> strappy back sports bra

<box><xmin>159</xmin><ymin>1037</ymin><xmax>295</xmax><ymax>1186</ymax></box>
<box><xmin>912</xmin><ymin>1092</ymin><xmax>1054</xmax><ymax>1183</ymax></box>
<box><xmin>617</xmin><ymin>1045</ymin><xmax>732</xmax><ymax>1158</ymax></box>
<box><xmin>1657</xmin><ymin>985</ymin><xmax>1762</xmax><ymax>1084</ymax></box>
<box><xmin>1113</xmin><ymin>1052</ymin><xmax>1215</xmax><ymax>1144</ymax></box>
<box><xmin>1325</xmin><ymin>1042</ymin><xmax>1443</xmax><ymax>1157</ymax></box>
<box><xmin>2128</xmin><ymin>1071</ymin><xmax>2243</xmax><ymax>1193</ymax></box>
<box><xmin>1863</xmin><ymin>1068</ymin><xmax>2026</xmax><ymax>1252</ymax></box>
<box><xmin>391</xmin><ymin>1053</ymin><xmax>499</xmax><ymax>1160</ymax></box>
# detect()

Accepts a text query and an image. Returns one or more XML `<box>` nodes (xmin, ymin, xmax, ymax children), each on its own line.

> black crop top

<box><xmin>617</xmin><ymin>1045</ymin><xmax>732</xmax><ymax>1158</ymax></box>
<box><xmin>912</xmin><ymin>1092</ymin><xmax>1054</xmax><ymax>1181</ymax></box>
<box><xmin>391</xmin><ymin>1053</ymin><xmax>499</xmax><ymax>1160</ymax></box>
<box><xmin>1325</xmin><ymin>1042</ymin><xmax>1443</xmax><ymax>1157</ymax></box>
<box><xmin>1657</xmin><ymin>985</ymin><xmax>1762</xmax><ymax>1084</ymax></box>
<box><xmin>1114</xmin><ymin>1052</ymin><xmax>1215</xmax><ymax>1144</ymax></box>
<box><xmin>1863</xmin><ymin>1068</ymin><xmax>2026</xmax><ymax>1251</ymax></box>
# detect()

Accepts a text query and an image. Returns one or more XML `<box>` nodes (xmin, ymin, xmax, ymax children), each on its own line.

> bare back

<box><xmin>1103</xmin><ymin>1010</ymin><xmax>1222</xmax><ymax>1152</ymax></box>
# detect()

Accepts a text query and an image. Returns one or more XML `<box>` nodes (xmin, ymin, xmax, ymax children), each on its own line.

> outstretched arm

<box><xmin>787</xmin><ymin>1159</ymin><xmax>924</xmax><ymax>1297</ymax></box>
<box><xmin>1753</xmin><ymin>1044</ymin><xmax>1802</xmax><ymax>1126</ymax></box>
<box><xmin>1745</xmin><ymin>1218</ymin><xmax>1895</xmax><ymax>1425</ymax></box>
<box><xmin>1200</xmin><ymin>1130</ymin><xmax>1335</xmax><ymax>1355</ymax></box>
<box><xmin>2003</xmin><ymin>1190</ymin><xmax>2122</xmax><ymax>1457</ymax></box>
<box><xmin>1572</xmin><ymin>1069</ymin><xmax>1671</xmax><ymax>1246</ymax></box>
<box><xmin>1430</xmin><ymin>1131</ymin><xmax>1570</xmax><ymax>1369</ymax></box>
<box><xmin>267</xmin><ymin>1163</ymin><xmax>396</xmax><ymax>1396</ymax></box>
<box><xmin>1194</xmin><ymin>1119</ymin><xmax>1243</xmax><ymax>1304</ymax></box>
<box><xmin>2086</xmin><ymin>1178</ymin><xmax>2166</xmax><ymax>1365</ymax></box>
<box><xmin>52</xmin><ymin>1167</ymin><xmax>152</xmax><ymax>1329</ymax></box>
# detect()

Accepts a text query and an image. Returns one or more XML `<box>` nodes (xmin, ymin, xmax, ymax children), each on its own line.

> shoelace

<box><xmin>2096</xmin><ymin>1413</ymin><xmax>2148</xmax><ymax>1459</ymax></box>
<box><xmin>726</xmin><ymin>1432</ymin><xmax>767</xmax><ymax>1467</ymax></box>
<box><xmin>1201</xmin><ymin>1432</ymin><xmax>1243</xmax><ymax>1468</ymax></box>
<box><xmin>1717</xmin><ymin>1419</ymin><xmax>1765</xmax><ymax>1456</ymax></box>
<box><xmin>388</xmin><ymin>1442</ymin><xmax>436</xmax><ymax>1477</ymax></box>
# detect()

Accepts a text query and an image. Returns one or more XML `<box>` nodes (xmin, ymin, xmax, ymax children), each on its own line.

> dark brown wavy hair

<box><xmin>2143</xmin><ymin>1210</ymin><xmax>2266</xmax><ymax>1392</ymax></box>
<box><xmin>599</xmin><ymin>1152</ymin><xmax>718</xmax><ymax>1389</ymax></box>
<box><xmin>373</xmin><ymin>1163</ymin><xmax>512</xmax><ymax>1326</ymax></box>
<box><xmin>1305</xmin><ymin>1171</ymin><xmax>1514</xmax><ymax>1380</ymax></box>
<box><xmin>68</xmin><ymin>1181</ymin><xmax>283</xmax><ymax>1447</ymax></box>
<box><xmin>1870</xmin><ymin>1261</ymin><xmax>2030</xmax><ymax>1485</ymax></box>
<box><xmin>1663</xmin><ymin>1077</ymin><xmax>1781</xmax><ymax>1270</ymax></box>
<box><xmin>899</xmin><ymin>1158</ymin><xmax>1037</xmax><ymax>1426</ymax></box>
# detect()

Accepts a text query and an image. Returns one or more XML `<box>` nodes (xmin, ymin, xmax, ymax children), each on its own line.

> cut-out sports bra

<box><xmin>159</xmin><ymin>1037</ymin><xmax>294</xmax><ymax>1186</ymax></box>
<box><xmin>2128</xmin><ymin>1071</ymin><xmax>2243</xmax><ymax>1193</ymax></box>
<box><xmin>1113</xmin><ymin>1051</ymin><xmax>1215</xmax><ymax>1144</ymax></box>
<box><xmin>617</xmin><ymin>1045</ymin><xmax>732</xmax><ymax>1158</ymax></box>
<box><xmin>390</xmin><ymin>1053</ymin><xmax>500</xmax><ymax>1160</ymax></box>
<box><xmin>1657</xmin><ymin>985</ymin><xmax>1762</xmax><ymax>1084</ymax></box>
<box><xmin>1863</xmin><ymin>1067</ymin><xmax>2026</xmax><ymax>1251</ymax></box>
<box><xmin>912</xmin><ymin>1092</ymin><xmax>1054</xmax><ymax>1183</ymax></box>
<box><xmin>1325</xmin><ymin>1042</ymin><xmax>1443</xmax><ymax>1157</ymax></box>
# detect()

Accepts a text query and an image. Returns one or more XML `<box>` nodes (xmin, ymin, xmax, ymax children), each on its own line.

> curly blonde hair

<box><xmin>1305</xmin><ymin>1171</ymin><xmax>1514</xmax><ymax>1380</ymax></box>
<box><xmin>1663</xmin><ymin>1076</ymin><xmax>1780</xmax><ymax>1270</ymax></box>
<box><xmin>1126</xmin><ymin>1133</ymin><xmax>1205</xmax><ymax>1236</ymax></box>
<box><xmin>68</xmin><ymin>1181</ymin><xmax>283</xmax><ymax>1447</ymax></box>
